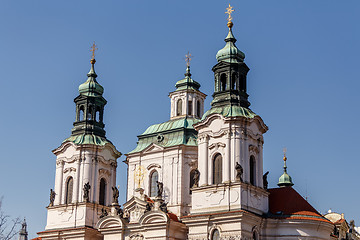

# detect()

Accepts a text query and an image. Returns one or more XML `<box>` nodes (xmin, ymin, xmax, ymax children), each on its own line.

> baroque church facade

<box><xmin>37</xmin><ymin>7</ymin><xmax>338</xmax><ymax>240</ymax></box>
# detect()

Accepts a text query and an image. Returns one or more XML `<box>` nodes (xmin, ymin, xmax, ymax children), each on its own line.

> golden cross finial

<box><xmin>185</xmin><ymin>51</ymin><xmax>192</xmax><ymax>67</ymax></box>
<box><xmin>283</xmin><ymin>147</ymin><xmax>287</xmax><ymax>161</ymax></box>
<box><xmin>90</xmin><ymin>41</ymin><xmax>98</xmax><ymax>60</ymax></box>
<box><xmin>225</xmin><ymin>4</ymin><xmax>234</xmax><ymax>23</ymax></box>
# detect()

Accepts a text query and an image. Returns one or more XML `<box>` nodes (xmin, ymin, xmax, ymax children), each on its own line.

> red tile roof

<box><xmin>268</xmin><ymin>187</ymin><xmax>332</xmax><ymax>224</ymax></box>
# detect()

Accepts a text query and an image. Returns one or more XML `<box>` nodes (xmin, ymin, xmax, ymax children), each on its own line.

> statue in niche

<box><xmin>83</xmin><ymin>182</ymin><xmax>91</xmax><ymax>202</ymax></box>
<box><xmin>235</xmin><ymin>163</ymin><xmax>243</xmax><ymax>182</ymax></box>
<box><xmin>156</xmin><ymin>181</ymin><xmax>163</xmax><ymax>198</ymax></box>
<box><xmin>112</xmin><ymin>186</ymin><xmax>119</xmax><ymax>204</ymax></box>
<box><xmin>100</xmin><ymin>207</ymin><xmax>108</xmax><ymax>218</ymax></box>
<box><xmin>263</xmin><ymin>171</ymin><xmax>269</xmax><ymax>190</ymax></box>
<box><xmin>49</xmin><ymin>189</ymin><xmax>56</xmax><ymax>207</ymax></box>
<box><xmin>193</xmin><ymin>169</ymin><xmax>200</xmax><ymax>187</ymax></box>
<box><xmin>159</xmin><ymin>201</ymin><xmax>168</xmax><ymax>213</ymax></box>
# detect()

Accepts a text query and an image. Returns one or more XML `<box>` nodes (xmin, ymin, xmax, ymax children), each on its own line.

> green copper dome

<box><xmin>216</xmin><ymin>28</ymin><xmax>245</xmax><ymax>63</ymax></box>
<box><xmin>277</xmin><ymin>156</ymin><xmax>294</xmax><ymax>187</ymax></box>
<box><xmin>78</xmin><ymin>59</ymin><xmax>104</xmax><ymax>97</ymax></box>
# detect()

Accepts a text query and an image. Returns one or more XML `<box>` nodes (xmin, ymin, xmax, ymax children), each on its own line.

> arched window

<box><xmin>213</xmin><ymin>154</ymin><xmax>222</xmax><ymax>184</ymax></box>
<box><xmin>79</xmin><ymin>106</ymin><xmax>85</xmax><ymax>121</ymax></box>
<box><xmin>65</xmin><ymin>177</ymin><xmax>73</xmax><ymax>204</ymax></box>
<box><xmin>149</xmin><ymin>171</ymin><xmax>158</xmax><ymax>197</ymax></box>
<box><xmin>188</xmin><ymin>100</ymin><xmax>192</xmax><ymax>115</ymax></box>
<box><xmin>240</xmin><ymin>75</ymin><xmax>246</xmax><ymax>92</ymax></box>
<box><xmin>250</xmin><ymin>156</ymin><xmax>256</xmax><ymax>185</ymax></box>
<box><xmin>87</xmin><ymin>106</ymin><xmax>93</xmax><ymax>120</ymax></box>
<box><xmin>177</xmin><ymin>99</ymin><xmax>182</xmax><ymax>116</ymax></box>
<box><xmin>220</xmin><ymin>73</ymin><xmax>227</xmax><ymax>91</ymax></box>
<box><xmin>95</xmin><ymin>106</ymin><xmax>101</xmax><ymax>122</ymax></box>
<box><xmin>231</xmin><ymin>73</ymin><xmax>237</xmax><ymax>90</ymax></box>
<box><xmin>252</xmin><ymin>231</ymin><xmax>258</xmax><ymax>240</ymax></box>
<box><xmin>99</xmin><ymin>178</ymin><xmax>106</xmax><ymax>205</ymax></box>
<box><xmin>211</xmin><ymin>229</ymin><xmax>220</xmax><ymax>240</ymax></box>
<box><xmin>196</xmin><ymin>100</ymin><xmax>201</xmax><ymax>118</ymax></box>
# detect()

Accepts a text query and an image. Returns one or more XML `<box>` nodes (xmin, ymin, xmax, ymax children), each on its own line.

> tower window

<box><xmin>196</xmin><ymin>100</ymin><xmax>201</xmax><ymax>118</ymax></box>
<box><xmin>188</xmin><ymin>100</ymin><xmax>192</xmax><ymax>115</ymax></box>
<box><xmin>189</xmin><ymin>169</ymin><xmax>195</xmax><ymax>194</ymax></box>
<box><xmin>220</xmin><ymin>73</ymin><xmax>227</xmax><ymax>91</ymax></box>
<box><xmin>213</xmin><ymin>154</ymin><xmax>222</xmax><ymax>184</ymax></box>
<box><xmin>95</xmin><ymin>106</ymin><xmax>101</xmax><ymax>122</ymax></box>
<box><xmin>87</xmin><ymin>107</ymin><xmax>93</xmax><ymax>120</ymax></box>
<box><xmin>231</xmin><ymin>73</ymin><xmax>237</xmax><ymax>90</ymax></box>
<box><xmin>99</xmin><ymin>178</ymin><xmax>106</xmax><ymax>205</ymax></box>
<box><xmin>79</xmin><ymin>106</ymin><xmax>85</xmax><ymax>121</ymax></box>
<box><xmin>211</xmin><ymin>229</ymin><xmax>220</xmax><ymax>240</ymax></box>
<box><xmin>240</xmin><ymin>75</ymin><xmax>246</xmax><ymax>92</ymax></box>
<box><xmin>65</xmin><ymin>177</ymin><xmax>73</xmax><ymax>204</ymax></box>
<box><xmin>177</xmin><ymin>99</ymin><xmax>182</xmax><ymax>116</ymax></box>
<box><xmin>250</xmin><ymin>156</ymin><xmax>256</xmax><ymax>185</ymax></box>
<box><xmin>149</xmin><ymin>170</ymin><xmax>158</xmax><ymax>197</ymax></box>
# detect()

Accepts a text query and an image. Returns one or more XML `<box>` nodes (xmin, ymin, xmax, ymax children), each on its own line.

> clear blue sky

<box><xmin>0</xmin><ymin>1</ymin><xmax>359</xmax><ymax>238</ymax></box>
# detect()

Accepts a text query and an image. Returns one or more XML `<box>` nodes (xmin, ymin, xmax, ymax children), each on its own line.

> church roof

<box><xmin>268</xmin><ymin>187</ymin><xmax>331</xmax><ymax>223</ymax></box>
<box><xmin>127</xmin><ymin>117</ymin><xmax>199</xmax><ymax>154</ymax></box>
<box><xmin>202</xmin><ymin>105</ymin><xmax>257</xmax><ymax>120</ymax></box>
<box><xmin>63</xmin><ymin>133</ymin><xmax>112</xmax><ymax>146</ymax></box>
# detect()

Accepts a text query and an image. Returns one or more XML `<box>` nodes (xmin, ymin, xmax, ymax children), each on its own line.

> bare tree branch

<box><xmin>0</xmin><ymin>197</ymin><xmax>21</xmax><ymax>240</ymax></box>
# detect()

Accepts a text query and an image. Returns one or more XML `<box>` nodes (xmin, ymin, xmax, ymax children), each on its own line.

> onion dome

<box><xmin>175</xmin><ymin>65</ymin><xmax>201</xmax><ymax>91</ymax></box>
<box><xmin>278</xmin><ymin>154</ymin><xmax>294</xmax><ymax>187</ymax></box>
<box><xmin>78</xmin><ymin>58</ymin><xmax>104</xmax><ymax>97</ymax></box>
<box><xmin>216</xmin><ymin>25</ymin><xmax>245</xmax><ymax>63</ymax></box>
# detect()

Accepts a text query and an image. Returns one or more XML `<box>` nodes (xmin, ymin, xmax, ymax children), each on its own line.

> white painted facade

<box><xmin>44</xmin><ymin>141</ymin><xmax>121</xmax><ymax>230</ymax></box>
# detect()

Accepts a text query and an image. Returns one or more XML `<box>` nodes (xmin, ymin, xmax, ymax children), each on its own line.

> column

<box><xmin>74</xmin><ymin>157</ymin><xmax>81</xmax><ymax>203</ymax></box>
<box><xmin>93</xmin><ymin>159</ymin><xmax>98</xmax><ymax>203</ymax></box>
<box><xmin>224</xmin><ymin>131</ymin><xmax>231</xmax><ymax>183</ymax></box>
<box><xmin>231</xmin><ymin>129</ymin><xmax>237</xmax><ymax>181</ymax></box>
<box><xmin>54</xmin><ymin>160</ymin><xmax>64</xmax><ymax>205</ymax></box>
<box><xmin>198</xmin><ymin>134</ymin><xmax>208</xmax><ymax>186</ymax></box>
<box><xmin>258</xmin><ymin>144</ymin><xmax>264</xmax><ymax>188</ymax></box>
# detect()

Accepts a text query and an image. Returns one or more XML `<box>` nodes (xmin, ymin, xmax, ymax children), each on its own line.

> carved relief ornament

<box><xmin>209</xmin><ymin>142</ymin><xmax>226</xmax><ymax>150</ymax></box>
<box><xmin>249</xmin><ymin>145</ymin><xmax>259</xmax><ymax>154</ymax></box>
<box><xmin>98</xmin><ymin>168</ymin><xmax>111</xmax><ymax>176</ymax></box>
<box><xmin>63</xmin><ymin>167</ymin><xmax>76</xmax><ymax>173</ymax></box>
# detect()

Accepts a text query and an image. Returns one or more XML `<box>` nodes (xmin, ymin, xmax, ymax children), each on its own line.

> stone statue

<box><xmin>145</xmin><ymin>202</ymin><xmax>152</xmax><ymax>213</ymax></box>
<box><xmin>112</xmin><ymin>186</ymin><xmax>119</xmax><ymax>204</ymax></box>
<box><xmin>263</xmin><ymin>171</ymin><xmax>269</xmax><ymax>190</ymax></box>
<box><xmin>235</xmin><ymin>162</ymin><xmax>243</xmax><ymax>182</ymax></box>
<box><xmin>49</xmin><ymin>189</ymin><xmax>56</xmax><ymax>207</ymax></box>
<box><xmin>159</xmin><ymin>201</ymin><xmax>168</xmax><ymax>213</ymax></box>
<box><xmin>193</xmin><ymin>169</ymin><xmax>200</xmax><ymax>187</ymax></box>
<box><xmin>100</xmin><ymin>207</ymin><xmax>108</xmax><ymax>218</ymax></box>
<box><xmin>156</xmin><ymin>181</ymin><xmax>163</xmax><ymax>198</ymax></box>
<box><xmin>83</xmin><ymin>182</ymin><xmax>91</xmax><ymax>202</ymax></box>
<box><xmin>115</xmin><ymin>206</ymin><xmax>124</xmax><ymax>218</ymax></box>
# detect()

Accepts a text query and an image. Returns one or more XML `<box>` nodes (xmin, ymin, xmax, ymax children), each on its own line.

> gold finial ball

<box><xmin>227</xmin><ymin>21</ymin><xmax>233</xmax><ymax>28</ymax></box>
<box><xmin>90</xmin><ymin>58</ymin><xmax>96</xmax><ymax>64</ymax></box>
<box><xmin>283</xmin><ymin>156</ymin><xmax>287</xmax><ymax>161</ymax></box>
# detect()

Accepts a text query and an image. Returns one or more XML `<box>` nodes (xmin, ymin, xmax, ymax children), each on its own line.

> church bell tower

<box><xmin>190</xmin><ymin>6</ymin><xmax>269</xmax><ymax>216</ymax></box>
<box><xmin>39</xmin><ymin>44</ymin><xmax>121</xmax><ymax>239</ymax></box>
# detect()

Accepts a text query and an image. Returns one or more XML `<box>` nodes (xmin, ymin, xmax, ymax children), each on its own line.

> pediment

<box><xmin>142</xmin><ymin>143</ymin><xmax>164</xmax><ymax>154</ymax></box>
<box><xmin>139</xmin><ymin>210</ymin><xmax>168</xmax><ymax>225</ymax></box>
<box><xmin>96</xmin><ymin>215</ymin><xmax>124</xmax><ymax>230</ymax></box>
